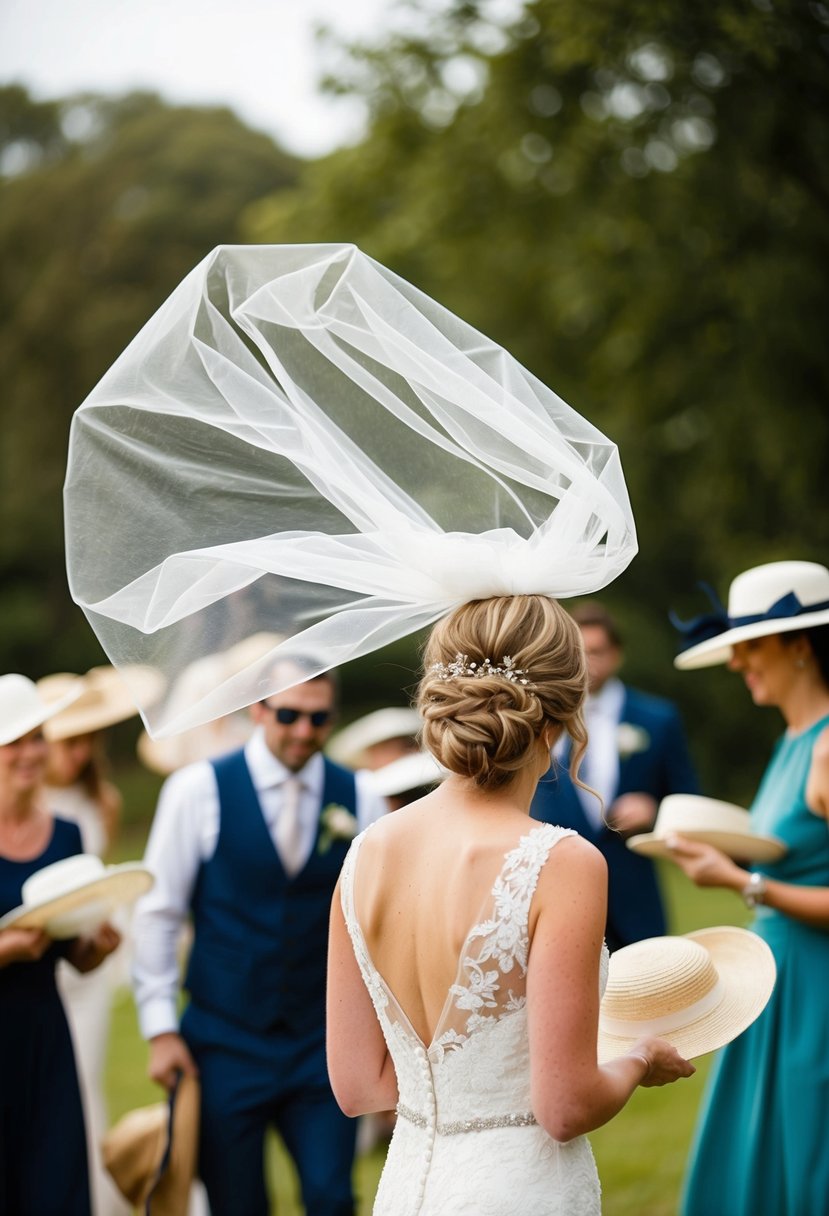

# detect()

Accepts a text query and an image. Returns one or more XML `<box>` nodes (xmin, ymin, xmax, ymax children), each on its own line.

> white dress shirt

<box><xmin>132</xmin><ymin>728</ymin><xmax>387</xmax><ymax>1039</ymax></box>
<box><xmin>555</xmin><ymin>677</ymin><xmax>625</xmax><ymax>828</ymax></box>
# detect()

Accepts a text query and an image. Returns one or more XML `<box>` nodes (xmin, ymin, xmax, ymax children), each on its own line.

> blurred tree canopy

<box><xmin>1</xmin><ymin>0</ymin><xmax>827</xmax><ymax>800</ymax></box>
<box><xmin>0</xmin><ymin>87</ymin><xmax>298</xmax><ymax>677</ymax></box>
<box><xmin>245</xmin><ymin>0</ymin><xmax>829</xmax><ymax>796</ymax></box>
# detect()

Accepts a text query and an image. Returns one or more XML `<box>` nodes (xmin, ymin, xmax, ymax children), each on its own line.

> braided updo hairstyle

<box><xmin>417</xmin><ymin>595</ymin><xmax>588</xmax><ymax>791</ymax></box>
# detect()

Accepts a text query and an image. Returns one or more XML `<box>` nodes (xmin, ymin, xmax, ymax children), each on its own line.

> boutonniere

<box><xmin>318</xmin><ymin>803</ymin><xmax>358</xmax><ymax>853</ymax></box>
<box><xmin>617</xmin><ymin>722</ymin><xmax>650</xmax><ymax>758</ymax></box>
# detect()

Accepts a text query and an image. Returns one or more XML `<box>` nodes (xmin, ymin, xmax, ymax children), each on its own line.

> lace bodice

<box><xmin>341</xmin><ymin>822</ymin><xmax>607</xmax><ymax>1215</ymax></box>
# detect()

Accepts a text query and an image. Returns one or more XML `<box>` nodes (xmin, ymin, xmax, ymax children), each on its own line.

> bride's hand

<box><xmin>630</xmin><ymin>1037</ymin><xmax>695</xmax><ymax>1087</ymax></box>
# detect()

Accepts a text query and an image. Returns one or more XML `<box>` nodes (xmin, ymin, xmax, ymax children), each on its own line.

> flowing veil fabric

<box><xmin>64</xmin><ymin>244</ymin><xmax>637</xmax><ymax>737</ymax></box>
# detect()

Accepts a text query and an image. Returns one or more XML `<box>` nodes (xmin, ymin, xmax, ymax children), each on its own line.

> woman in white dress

<box><xmin>39</xmin><ymin>671</ymin><xmax>136</xmax><ymax>1216</ymax></box>
<box><xmin>328</xmin><ymin>595</ymin><xmax>695</xmax><ymax>1215</ymax></box>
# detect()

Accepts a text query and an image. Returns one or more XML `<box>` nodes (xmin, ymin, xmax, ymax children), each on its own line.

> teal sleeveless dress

<box><xmin>681</xmin><ymin>714</ymin><xmax>829</xmax><ymax>1216</ymax></box>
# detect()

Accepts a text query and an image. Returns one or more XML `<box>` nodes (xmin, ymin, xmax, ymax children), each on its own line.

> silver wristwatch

<box><xmin>742</xmin><ymin>872</ymin><xmax>768</xmax><ymax>909</ymax></box>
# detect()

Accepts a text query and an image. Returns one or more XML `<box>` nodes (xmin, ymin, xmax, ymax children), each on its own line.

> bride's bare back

<box><xmin>351</xmin><ymin>780</ymin><xmax>577</xmax><ymax>1047</ymax></box>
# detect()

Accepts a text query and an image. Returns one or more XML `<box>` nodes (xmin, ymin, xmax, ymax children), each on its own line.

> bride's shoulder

<box><xmin>352</xmin><ymin>798</ymin><xmax>426</xmax><ymax>856</ymax></box>
<box><xmin>532</xmin><ymin>830</ymin><xmax>607</xmax><ymax>899</ymax></box>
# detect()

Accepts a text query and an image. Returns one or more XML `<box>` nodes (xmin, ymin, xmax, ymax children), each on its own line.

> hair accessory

<box><xmin>64</xmin><ymin>244</ymin><xmax>636</xmax><ymax>737</ymax></box>
<box><xmin>428</xmin><ymin>653</ymin><xmax>531</xmax><ymax>685</ymax></box>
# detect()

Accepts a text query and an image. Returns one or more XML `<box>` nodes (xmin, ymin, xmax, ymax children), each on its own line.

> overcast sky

<box><xmin>0</xmin><ymin>0</ymin><xmax>403</xmax><ymax>156</ymax></box>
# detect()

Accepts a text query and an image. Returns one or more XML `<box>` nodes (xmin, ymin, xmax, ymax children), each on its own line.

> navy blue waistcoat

<box><xmin>185</xmin><ymin>749</ymin><xmax>357</xmax><ymax>1035</ymax></box>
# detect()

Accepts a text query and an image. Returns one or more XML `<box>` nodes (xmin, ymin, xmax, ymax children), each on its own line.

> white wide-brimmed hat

<box><xmin>598</xmin><ymin>926</ymin><xmax>776</xmax><ymax>1062</ymax></box>
<box><xmin>102</xmin><ymin>1072</ymin><xmax>199</xmax><ymax>1216</ymax></box>
<box><xmin>39</xmin><ymin>666</ymin><xmax>164</xmax><ymax>740</ymax></box>
<box><xmin>327</xmin><ymin>707</ymin><xmax>423</xmax><ymax>768</ymax></box>
<box><xmin>627</xmin><ymin>794</ymin><xmax>786</xmax><ymax>864</ymax></box>
<box><xmin>0</xmin><ymin>853</ymin><xmax>154</xmax><ymax>938</ymax></box>
<box><xmin>365</xmin><ymin>751</ymin><xmax>447</xmax><ymax>798</ymax></box>
<box><xmin>674</xmin><ymin>561</ymin><xmax>829</xmax><ymax>669</ymax></box>
<box><xmin>0</xmin><ymin>673</ymin><xmax>84</xmax><ymax>747</ymax></box>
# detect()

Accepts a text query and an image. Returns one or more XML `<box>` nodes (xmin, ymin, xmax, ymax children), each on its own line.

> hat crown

<box><xmin>728</xmin><ymin>561</ymin><xmax>829</xmax><ymax>618</ymax></box>
<box><xmin>655</xmin><ymin>794</ymin><xmax>750</xmax><ymax>837</ymax></box>
<box><xmin>0</xmin><ymin>674</ymin><xmax>41</xmax><ymax>725</ymax></box>
<box><xmin>21</xmin><ymin>853</ymin><xmax>105</xmax><ymax>906</ymax></box>
<box><xmin>603</xmin><ymin>937</ymin><xmax>718</xmax><ymax>1023</ymax></box>
<box><xmin>0</xmin><ymin>674</ymin><xmax>55</xmax><ymax>746</ymax></box>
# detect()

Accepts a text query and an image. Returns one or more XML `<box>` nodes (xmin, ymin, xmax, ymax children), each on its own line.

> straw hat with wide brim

<box><xmin>365</xmin><ymin>751</ymin><xmax>448</xmax><ymax>798</ymax></box>
<box><xmin>627</xmin><ymin>794</ymin><xmax>786</xmax><ymax>864</ymax></box>
<box><xmin>327</xmin><ymin>707</ymin><xmax>422</xmax><ymax>767</ymax></box>
<box><xmin>598</xmin><ymin>926</ymin><xmax>776</xmax><ymax>1063</ymax></box>
<box><xmin>102</xmin><ymin>1072</ymin><xmax>199</xmax><ymax>1216</ymax></box>
<box><xmin>0</xmin><ymin>852</ymin><xmax>154</xmax><ymax>938</ymax></box>
<box><xmin>0</xmin><ymin>673</ymin><xmax>84</xmax><ymax>747</ymax></box>
<box><xmin>674</xmin><ymin>560</ymin><xmax>829</xmax><ymax>670</ymax></box>
<box><xmin>39</xmin><ymin>665</ymin><xmax>164</xmax><ymax>740</ymax></box>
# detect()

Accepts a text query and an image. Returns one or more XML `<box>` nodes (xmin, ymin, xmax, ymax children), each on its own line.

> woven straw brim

<box><xmin>0</xmin><ymin>864</ymin><xmax>153</xmax><ymax>933</ymax></box>
<box><xmin>627</xmin><ymin>828</ymin><xmax>786</xmax><ymax>864</ymax></box>
<box><xmin>598</xmin><ymin>927</ymin><xmax>776</xmax><ymax>1063</ymax></box>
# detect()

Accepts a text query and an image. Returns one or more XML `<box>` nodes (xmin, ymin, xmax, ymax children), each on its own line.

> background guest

<box><xmin>39</xmin><ymin>667</ymin><xmax>158</xmax><ymax>1216</ymax></box>
<box><xmin>667</xmin><ymin>560</ymin><xmax>829</xmax><ymax>1216</ymax></box>
<box><xmin>532</xmin><ymin>601</ymin><xmax>699</xmax><ymax>949</ymax></box>
<box><xmin>132</xmin><ymin>659</ymin><xmax>387</xmax><ymax>1216</ymax></box>
<box><xmin>0</xmin><ymin>674</ymin><xmax>121</xmax><ymax>1216</ymax></box>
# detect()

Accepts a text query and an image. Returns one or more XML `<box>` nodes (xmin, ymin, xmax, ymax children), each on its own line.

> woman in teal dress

<box><xmin>0</xmin><ymin>674</ymin><xmax>121</xmax><ymax>1216</ymax></box>
<box><xmin>667</xmin><ymin>560</ymin><xmax>829</xmax><ymax>1216</ymax></box>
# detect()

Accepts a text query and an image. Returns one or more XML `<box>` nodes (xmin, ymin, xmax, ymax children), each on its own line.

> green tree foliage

<box><xmin>0</xmin><ymin>88</ymin><xmax>298</xmax><ymax>676</ymax></box>
<box><xmin>246</xmin><ymin>0</ymin><xmax>829</xmax><ymax>795</ymax></box>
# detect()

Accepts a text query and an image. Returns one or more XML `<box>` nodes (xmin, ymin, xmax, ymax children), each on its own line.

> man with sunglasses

<box><xmin>131</xmin><ymin>659</ymin><xmax>387</xmax><ymax>1216</ymax></box>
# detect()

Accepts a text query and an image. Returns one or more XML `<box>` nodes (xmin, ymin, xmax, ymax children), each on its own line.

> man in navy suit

<box><xmin>132</xmin><ymin>658</ymin><xmax>387</xmax><ymax>1216</ymax></box>
<box><xmin>532</xmin><ymin>603</ymin><xmax>698</xmax><ymax>951</ymax></box>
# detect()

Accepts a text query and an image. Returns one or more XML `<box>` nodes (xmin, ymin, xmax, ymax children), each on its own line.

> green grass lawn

<box><xmin>104</xmin><ymin>857</ymin><xmax>747</xmax><ymax>1214</ymax></box>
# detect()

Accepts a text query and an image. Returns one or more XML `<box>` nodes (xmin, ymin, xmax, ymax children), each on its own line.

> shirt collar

<box><xmin>586</xmin><ymin>677</ymin><xmax>625</xmax><ymax>720</ymax></box>
<box><xmin>244</xmin><ymin>727</ymin><xmax>325</xmax><ymax>797</ymax></box>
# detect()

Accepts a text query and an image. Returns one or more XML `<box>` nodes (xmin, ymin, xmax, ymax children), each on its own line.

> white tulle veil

<box><xmin>64</xmin><ymin>244</ymin><xmax>637</xmax><ymax>737</ymax></box>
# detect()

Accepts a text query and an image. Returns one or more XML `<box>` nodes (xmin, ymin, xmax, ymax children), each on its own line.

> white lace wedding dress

<box><xmin>341</xmin><ymin>822</ymin><xmax>608</xmax><ymax>1215</ymax></box>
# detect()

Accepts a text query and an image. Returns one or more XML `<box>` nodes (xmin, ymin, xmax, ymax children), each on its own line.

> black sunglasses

<box><xmin>266</xmin><ymin>705</ymin><xmax>333</xmax><ymax>728</ymax></box>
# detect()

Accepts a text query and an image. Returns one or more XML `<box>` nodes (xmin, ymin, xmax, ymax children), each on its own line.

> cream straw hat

<box><xmin>598</xmin><ymin>926</ymin><xmax>776</xmax><ymax>1063</ymax></box>
<box><xmin>0</xmin><ymin>674</ymin><xmax>84</xmax><ymax>747</ymax></box>
<box><xmin>0</xmin><ymin>853</ymin><xmax>153</xmax><ymax>938</ymax></box>
<box><xmin>627</xmin><ymin>794</ymin><xmax>786</xmax><ymax>864</ymax></box>
<box><xmin>39</xmin><ymin>665</ymin><xmax>164</xmax><ymax>740</ymax></box>
<box><xmin>365</xmin><ymin>751</ymin><xmax>447</xmax><ymax>798</ymax></box>
<box><xmin>327</xmin><ymin>707</ymin><xmax>423</xmax><ymax>768</ymax></box>
<box><xmin>674</xmin><ymin>560</ymin><xmax>829</xmax><ymax>669</ymax></box>
<box><xmin>102</xmin><ymin>1072</ymin><xmax>199</xmax><ymax>1216</ymax></box>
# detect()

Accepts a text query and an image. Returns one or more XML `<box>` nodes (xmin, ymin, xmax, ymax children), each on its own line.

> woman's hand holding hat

<box><xmin>0</xmin><ymin>926</ymin><xmax>50</xmax><ymax>967</ymax></box>
<box><xmin>66</xmin><ymin>921</ymin><xmax>122</xmax><ymax>974</ymax></box>
<box><xmin>666</xmin><ymin>834</ymin><xmax>747</xmax><ymax>890</ymax></box>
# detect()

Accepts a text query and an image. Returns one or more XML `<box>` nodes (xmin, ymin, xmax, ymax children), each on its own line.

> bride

<box><xmin>328</xmin><ymin>594</ymin><xmax>694</xmax><ymax>1215</ymax></box>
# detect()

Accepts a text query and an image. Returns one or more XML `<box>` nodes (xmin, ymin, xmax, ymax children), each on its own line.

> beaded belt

<box><xmin>397</xmin><ymin>1102</ymin><xmax>537</xmax><ymax>1135</ymax></box>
